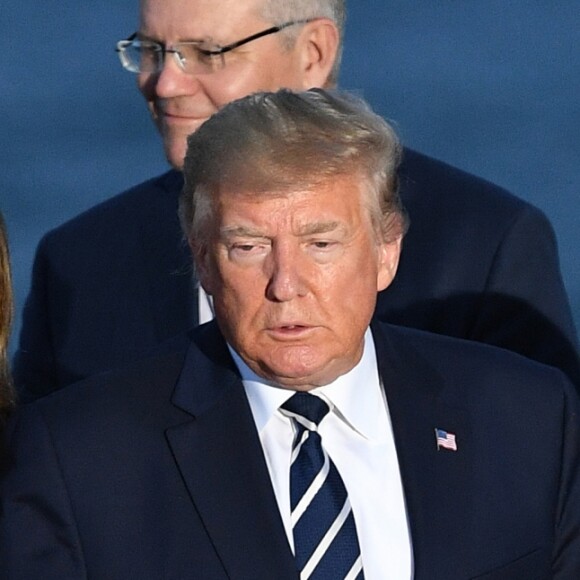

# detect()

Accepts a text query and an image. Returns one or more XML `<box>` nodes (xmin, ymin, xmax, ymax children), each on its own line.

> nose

<box><xmin>265</xmin><ymin>244</ymin><xmax>308</xmax><ymax>302</ymax></box>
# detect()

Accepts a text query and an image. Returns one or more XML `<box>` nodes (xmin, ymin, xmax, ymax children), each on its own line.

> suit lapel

<box><xmin>166</xmin><ymin>324</ymin><xmax>297</xmax><ymax>580</ymax></box>
<box><xmin>167</xmin><ymin>321</ymin><xmax>476</xmax><ymax>578</ymax></box>
<box><xmin>372</xmin><ymin>323</ymin><xmax>473</xmax><ymax>578</ymax></box>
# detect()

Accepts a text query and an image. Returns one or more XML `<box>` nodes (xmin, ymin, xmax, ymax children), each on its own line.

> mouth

<box><xmin>267</xmin><ymin>324</ymin><xmax>316</xmax><ymax>339</ymax></box>
<box><xmin>161</xmin><ymin>112</ymin><xmax>208</xmax><ymax>125</ymax></box>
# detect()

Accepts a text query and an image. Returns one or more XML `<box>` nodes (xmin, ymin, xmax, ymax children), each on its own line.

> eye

<box><xmin>135</xmin><ymin>41</ymin><xmax>162</xmax><ymax>66</ymax></box>
<box><xmin>196</xmin><ymin>48</ymin><xmax>221</xmax><ymax>64</ymax></box>
<box><xmin>309</xmin><ymin>239</ymin><xmax>339</xmax><ymax>251</ymax></box>
<box><xmin>194</xmin><ymin>44</ymin><xmax>226</xmax><ymax>66</ymax></box>
<box><xmin>234</xmin><ymin>243</ymin><xmax>257</xmax><ymax>252</ymax></box>
<box><xmin>176</xmin><ymin>43</ymin><xmax>222</xmax><ymax>70</ymax></box>
<box><xmin>227</xmin><ymin>240</ymin><xmax>270</xmax><ymax>262</ymax></box>
<box><xmin>305</xmin><ymin>238</ymin><xmax>343</xmax><ymax>264</ymax></box>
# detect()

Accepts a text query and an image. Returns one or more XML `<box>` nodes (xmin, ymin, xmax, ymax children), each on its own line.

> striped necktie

<box><xmin>280</xmin><ymin>392</ymin><xmax>364</xmax><ymax>580</ymax></box>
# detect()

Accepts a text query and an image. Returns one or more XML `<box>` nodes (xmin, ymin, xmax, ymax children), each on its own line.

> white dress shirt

<box><xmin>230</xmin><ymin>329</ymin><xmax>414</xmax><ymax>579</ymax></box>
<box><xmin>198</xmin><ymin>285</ymin><xmax>214</xmax><ymax>325</ymax></box>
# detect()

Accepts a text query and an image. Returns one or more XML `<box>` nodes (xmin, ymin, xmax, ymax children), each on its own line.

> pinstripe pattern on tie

<box><xmin>281</xmin><ymin>392</ymin><xmax>364</xmax><ymax>580</ymax></box>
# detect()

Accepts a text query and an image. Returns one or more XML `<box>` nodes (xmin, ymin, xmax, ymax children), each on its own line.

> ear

<box><xmin>189</xmin><ymin>238</ymin><xmax>215</xmax><ymax>296</ymax></box>
<box><xmin>296</xmin><ymin>18</ymin><xmax>340</xmax><ymax>89</ymax></box>
<box><xmin>376</xmin><ymin>234</ymin><xmax>402</xmax><ymax>292</ymax></box>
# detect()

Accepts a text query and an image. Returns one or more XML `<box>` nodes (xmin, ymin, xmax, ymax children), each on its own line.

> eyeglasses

<box><xmin>116</xmin><ymin>19</ymin><xmax>313</xmax><ymax>75</ymax></box>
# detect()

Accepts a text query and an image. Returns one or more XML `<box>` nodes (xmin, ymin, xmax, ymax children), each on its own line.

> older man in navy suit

<box><xmin>13</xmin><ymin>0</ymin><xmax>579</xmax><ymax>402</ymax></box>
<box><xmin>2</xmin><ymin>89</ymin><xmax>579</xmax><ymax>579</ymax></box>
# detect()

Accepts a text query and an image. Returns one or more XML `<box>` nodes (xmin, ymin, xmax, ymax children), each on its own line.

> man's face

<box><xmin>197</xmin><ymin>174</ymin><xmax>401</xmax><ymax>390</ymax></box>
<box><xmin>138</xmin><ymin>0</ymin><xmax>327</xmax><ymax>169</ymax></box>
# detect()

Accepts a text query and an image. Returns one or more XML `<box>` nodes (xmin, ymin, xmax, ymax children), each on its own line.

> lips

<box><xmin>160</xmin><ymin>100</ymin><xmax>215</xmax><ymax>119</ymax></box>
<box><xmin>162</xmin><ymin>111</ymin><xmax>208</xmax><ymax>123</ymax></box>
<box><xmin>267</xmin><ymin>324</ymin><xmax>316</xmax><ymax>339</ymax></box>
<box><xmin>271</xmin><ymin>322</ymin><xmax>311</xmax><ymax>330</ymax></box>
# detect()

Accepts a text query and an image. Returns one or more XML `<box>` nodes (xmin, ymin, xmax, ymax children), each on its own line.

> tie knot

<box><xmin>281</xmin><ymin>392</ymin><xmax>330</xmax><ymax>427</ymax></box>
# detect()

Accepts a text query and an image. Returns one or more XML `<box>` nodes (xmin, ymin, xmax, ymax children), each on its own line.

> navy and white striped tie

<box><xmin>281</xmin><ymin>392</ymin><xmax>364</xmax><ymax>580</ymax></box>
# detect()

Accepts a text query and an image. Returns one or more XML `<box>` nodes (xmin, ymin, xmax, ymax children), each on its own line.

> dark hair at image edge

<box><xmin>0</xmin><ymin>212</ymin><xmax>16</xmax><ymax>429</ymax></box>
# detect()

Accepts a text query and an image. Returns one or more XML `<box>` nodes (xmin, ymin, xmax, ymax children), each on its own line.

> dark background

<box><xmin>2</xmin><ymin>1</ymin><xmax>579</xmax><ymax>354</ymax></box>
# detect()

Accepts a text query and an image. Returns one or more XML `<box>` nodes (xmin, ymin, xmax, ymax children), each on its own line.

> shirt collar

<box><xmin>230</xmin><ymin>328</ymin><xmax>388</xmax><ymax>442</ymax></box>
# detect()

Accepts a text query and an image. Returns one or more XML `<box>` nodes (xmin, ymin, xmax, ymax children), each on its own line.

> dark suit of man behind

<box><xmin>2</xmin><ymin>322</ymin><xmax>579</xmax><ymax>579</ymax></box>
<box><xmin>13</xmin><ymin>149</ymin><xmax>580</xmax><ymax>400</ymax></box>
<box><xmin>12</xmin><ymin>0</ymin><xmax>579</xmax><ymax>401</ymax></box>
<box><xmin>3</xmin><ymin>89</ymin><xmax>579</xmax><ymax>579</ymax></box>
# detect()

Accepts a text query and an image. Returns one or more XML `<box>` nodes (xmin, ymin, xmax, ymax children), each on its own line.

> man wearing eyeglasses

<box><xmin>13</xmin><ymin>0</ymin><xmax>579</xmax><ymax>401</ymax></box>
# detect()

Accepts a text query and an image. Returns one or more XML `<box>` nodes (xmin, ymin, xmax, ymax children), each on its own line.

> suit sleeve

<box><xmin>0</xmin><ymin>406</ymin><xmax>87</xmax><ymax>578</ymax></box>
<box><xmin>471</xmin><ymin>203</ymin><xmax>580</xmax><ymax>386</ymax></box>
<box><xmin>553</xmin><ymin>377</ymin><xmax>580</xmax><ymax>576</ymax></box>
<box><xmin>12</xmin><ymin>236</ymin><xmax>60</xmax><ymax>402</ymax></box>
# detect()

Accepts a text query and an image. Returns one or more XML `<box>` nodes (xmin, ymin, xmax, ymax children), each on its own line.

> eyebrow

<box><xmin>295</xmin><ymin>221</ymin><xmax>343</xmax><ymax>236</ymax></box>
<box><xmin>220</xmin><ymin>221</ymin><xmax>344</xmax><ymax>239</ymax></box>
<box><xmin>136</xmin><ymin>32</ymin><xmax>205</xmax><ymax>44</ymax></box>
<box><xmin>220</xmin><ymin>226</ymin><xmax>268</xmax><ymax>239</ymax></box>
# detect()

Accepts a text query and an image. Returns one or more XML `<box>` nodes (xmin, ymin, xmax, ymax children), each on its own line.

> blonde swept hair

<box><xmin>180</xmin><ymin>88</ymin><xmax>406</xmax><ymax>253</ymax></box>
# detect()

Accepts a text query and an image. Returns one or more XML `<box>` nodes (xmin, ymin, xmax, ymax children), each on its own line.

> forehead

<box><xmin>214</xmin><ymin>174</ymin><xmax>372</xmax><ymax>232</ymax></box>
<box><xmin>140</xmin><ymin>0</ymin><xmax>266</xmax><ymax>39</ymax></box>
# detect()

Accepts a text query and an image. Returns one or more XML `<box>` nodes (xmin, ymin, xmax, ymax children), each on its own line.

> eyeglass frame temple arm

<box><xmin>205</xmin><ymin>19</ymin><xmax>313</xmax><ymax>56</ymax></box>
<box><xmin>115</xmin><ymin>19</ymin><xmax>314</xmax><ymax>56</ymax></box>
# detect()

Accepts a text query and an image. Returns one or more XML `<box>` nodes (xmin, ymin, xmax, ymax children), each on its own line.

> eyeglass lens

<box><xmin>118</xmin><ymin>40</ymin><xmax>224</xmax><ymax>74</ymax></box>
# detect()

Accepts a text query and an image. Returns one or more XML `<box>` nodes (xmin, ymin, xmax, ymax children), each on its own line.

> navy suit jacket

<box><xmin>2</xmin><ymin>321</ymin><xmax>579</xmax><ymax>578</ymax></box>
<box><xmin>13</xmin><ymin>149</ymin><xmax>579</xmax><ymax>400</ymax></box>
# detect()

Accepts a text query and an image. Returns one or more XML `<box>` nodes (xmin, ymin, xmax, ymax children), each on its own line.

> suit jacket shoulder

<box><xmin>13</xmin><ymin>152</ymin><xmax>579</xmax><ymax>399</ymax></box>
<box><xmin>13</xmin><ymin>170</ymin><xmax>194</xmax><ymax>398</ymax></box>
<box><xmin>40</xmin><ymin>170</ymin><xmax>183</xmax><ymax>241</ymax></box>
<box><xmin>3</xmin><ymin>321</ymin><xmax>580</xmax><ymax>579</ymax></box>
<box><xmin>2</xmin><ymin>324</ymin><xmax>298</xmax><ymax>579</ymax></box>
<box><xmin>370</xmin><ymin>321</ymin><xmax>580</xmax><ymax>578</ymax></box>
<box><xmin>381</xmin><ymin>149</ymin><xmax>579</xmax><ymax>382</ymax></box>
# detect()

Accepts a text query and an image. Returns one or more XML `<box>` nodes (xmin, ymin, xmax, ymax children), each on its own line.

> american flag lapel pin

<box><xmin>435</xmin><ymin>428</ymin><xmax>457</xmax><ymax>451</ymax></box>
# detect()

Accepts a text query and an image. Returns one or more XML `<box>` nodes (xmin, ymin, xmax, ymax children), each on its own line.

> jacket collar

<box><xmin>168</xmin><ymin>321</ymin><xmax>472</xmax><ymax>578</ymax></box>
<box><xmin>167</xmin><ymin>322</ymin><xmax>298</xmax><ymax>579</ymax></box>
<box><xmin>371</xmin><ymin>322</ymin><xmax>471</xmax><ymax>577</ymax></box>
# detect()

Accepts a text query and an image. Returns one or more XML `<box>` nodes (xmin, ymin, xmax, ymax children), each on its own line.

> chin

<box><xmin>164</xmin><ymin>144</ymin><xmax>187</xmax><ymax>170</ymax></box>
<box><xmin>261</xmin><ymin>357</ymin><xmax>334</xmax><ymax>387</ymax></box>
<box><xmin>162</xmin><ymin>128</ymin><xmax>197</xmax><ymax>169</ymax></box>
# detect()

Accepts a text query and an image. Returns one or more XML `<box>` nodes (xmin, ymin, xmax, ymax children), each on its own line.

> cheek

<box><xmin>333</xmin><ymin>255</ymin><xmax>382</xmax><ymax>310</ymax></box>
<box><xmin>212</xmin><ymin>266</ymin><xmax>264</xmax><ymax>315</ymax></box>
<box><xmin>213</xmin><ymin>284</ymin><xmax>264</xmax><ymax>348</ymax></box>
<box><xmin>207</xmin><ymin>63</ymin><xmax>283</xmax><ymax>108</ymax></box>
<box><xmin>206</xmin><ymin>78</ymin><xmax>255</xmax><ymax>109</ymax></box>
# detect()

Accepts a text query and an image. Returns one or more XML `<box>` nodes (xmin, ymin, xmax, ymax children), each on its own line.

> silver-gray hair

<box><xmin>257</xmin><ymin>0</ymin><xmax>345</xmax><ymax>85</ymax></box>
<box><xmin>180</xmin><ymin>88</ymin><xmax>406</xmax><ymax>255</ymax></box>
